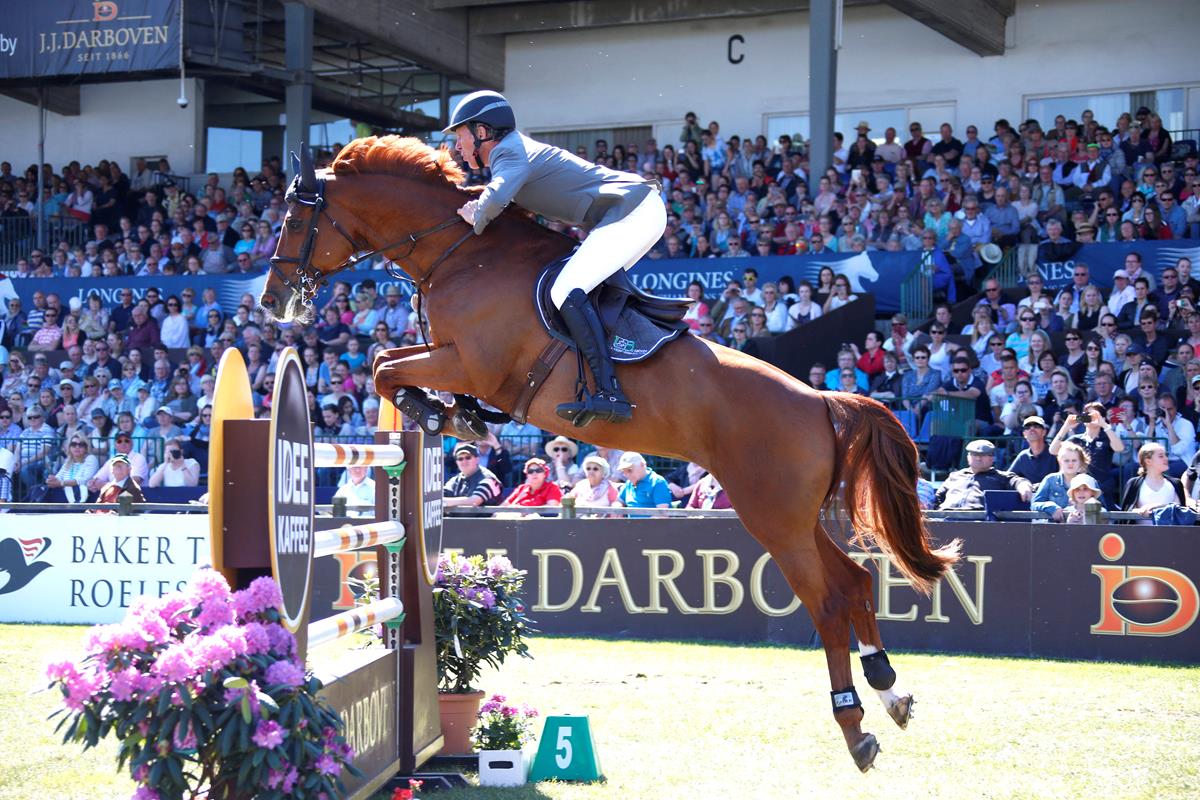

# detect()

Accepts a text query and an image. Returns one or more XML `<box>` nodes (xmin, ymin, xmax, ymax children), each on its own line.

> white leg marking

<box><xmin>858</xmin><ymin>643</ymin><xmax>879</xmax><ymax>656</ymax></box>
<box><xmin>876</xmin><ymin>686</ymin><xmax>903</xmax><ymax>706</ymax></box>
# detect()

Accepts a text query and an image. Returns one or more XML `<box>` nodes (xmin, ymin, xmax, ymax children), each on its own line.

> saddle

<box><xmin>534</xmin><ymin>253</ymin><xmax>691</xmax><ymax>362</ymax></box>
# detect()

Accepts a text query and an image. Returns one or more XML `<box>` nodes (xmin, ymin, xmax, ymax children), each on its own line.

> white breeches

<box><xmin>550</xmin><ymin>191</ymin><xmax>667</xmax><ymax>308</ymax></box>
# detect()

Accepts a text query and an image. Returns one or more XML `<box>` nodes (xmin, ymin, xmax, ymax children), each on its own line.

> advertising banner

<box><xmin>0</xmin><ymin>513</ymin><xmax>208</xmax><ymax>624</ymax></box>
<box><xmin>0</xmin><ymin>1</ymin><xmax>179</xmax><ymax>80</ymax></box>
<box><xmin>1035</xmin><ymin>240</ymin><xmax>1200</xmax><ymax>291</ymax></box>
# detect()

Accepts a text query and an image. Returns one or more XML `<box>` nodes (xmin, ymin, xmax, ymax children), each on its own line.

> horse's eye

<box><xmin>286</xmin><ymin>216</ymin><xmax>303</xmax><ymax>232</ymax></box>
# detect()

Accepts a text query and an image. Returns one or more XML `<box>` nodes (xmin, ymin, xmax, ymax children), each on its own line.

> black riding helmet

<box><xmin>442</xmin><ymin>90</ymin><xmax>516</xmax><ymax>138</ymax></box>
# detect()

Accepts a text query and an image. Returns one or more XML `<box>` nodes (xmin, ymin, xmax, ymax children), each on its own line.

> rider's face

<box><xmin>454</xmin><ymin>126</ymin><xmax>481</xmax><ymax>169</ymax></box>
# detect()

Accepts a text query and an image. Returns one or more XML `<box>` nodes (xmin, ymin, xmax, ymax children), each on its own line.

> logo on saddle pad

<box><xmin>611</xmin><ymin>335</ymin><xmax>636</xmax><ymax>354</ymax></box>
<box><xmin>1091</xmin><ymin>533</ymin><xmax>1198</xmax><ymax>637</ymax></box>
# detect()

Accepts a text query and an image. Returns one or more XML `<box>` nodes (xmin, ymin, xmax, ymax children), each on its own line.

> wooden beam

<box><xmin>882</xmin><ymin>0</ymin><xmax>1008</xmax><ymax>56</ymax></box>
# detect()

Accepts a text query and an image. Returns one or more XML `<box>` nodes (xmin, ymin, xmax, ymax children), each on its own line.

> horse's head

<box><xmin>261</xmin><ymin>136</ymin><xmax>473</xmax><ymax>325</ymax></box>
<box><xmin>260</xmin><ymin>144</ymin><xmax>365</xmax><ymax>324</ymax></box>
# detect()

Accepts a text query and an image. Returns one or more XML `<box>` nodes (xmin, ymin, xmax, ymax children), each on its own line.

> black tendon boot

<box><xmin>555</xmin><ymin>289</ymin><xmax>633</xmax><ymax>426</ymax></box>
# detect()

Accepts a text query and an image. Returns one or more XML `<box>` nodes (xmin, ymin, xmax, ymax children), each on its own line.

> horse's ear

<box><xmin>299</xmin><ymin>143</ymin><xmax>317</xmax><ymax>191</ymax></box>
<box><xmin>289</xmin><ymin>151</ymin><xmax>301</xmax><ymax>184</ymax></box>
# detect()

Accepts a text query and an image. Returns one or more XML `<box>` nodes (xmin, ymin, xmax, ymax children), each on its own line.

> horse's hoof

<box><xmin>446</xmin><ymin>411</ymin><xmax>487</xmax><ymax>441</ymax></box>
<box><xmin>886</xmin><ymin>693</ymin><xmax>913</xmax><ymax>730</ymax></box>
<box><xmin>850</xmin><ymin>733</ymin><xmax>880</xmax><ymax>773</ymax></box>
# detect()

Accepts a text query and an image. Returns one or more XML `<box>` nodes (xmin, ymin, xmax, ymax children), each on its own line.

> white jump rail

<box><xmin>313</xmin><ymin>520</ymin><xmax>406</xmax><ymax>559</ymax></box>
<box><xmin>314</xmin><ymin>442</ymin><xmax>406</xmax><ymax>468</ymax></box>
<box><xmin>308</xmin><ymin>596</ymin><xmax>405</xmax><ymax>649</ymax></box>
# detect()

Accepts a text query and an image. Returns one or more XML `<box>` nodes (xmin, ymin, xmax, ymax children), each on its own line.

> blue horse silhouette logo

<box><xmin>0</xmin><ymin>537</ymin><xmax>52</xmax><ymax>595</ymax></box>
<box><xmin>806</xmin><ymin>252</ymin><xmax>881</xmax><ymax>293</ymax></box>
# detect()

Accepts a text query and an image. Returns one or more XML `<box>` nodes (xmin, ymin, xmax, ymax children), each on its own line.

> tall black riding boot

<box><xmin>556</xmin><ymin>289</ymin><xmax>633</xmax><ymax>425</ymax></box>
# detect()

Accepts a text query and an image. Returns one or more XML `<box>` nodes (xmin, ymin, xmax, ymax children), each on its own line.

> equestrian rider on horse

<box><xmin>445</xmin><ymin>90</ymin><xmax>666</xmax><ymax>425</ymax></box>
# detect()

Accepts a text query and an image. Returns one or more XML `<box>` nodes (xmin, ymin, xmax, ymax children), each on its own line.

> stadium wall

<box><xmin>505</xmin><ymin>0</ymin><xmax>1200</xmax><ymax>146</ymax></box>
<box><xmin>0</xmin><ymin>78</ymin><xmax>204</xmax><ymax>173</ymax></box>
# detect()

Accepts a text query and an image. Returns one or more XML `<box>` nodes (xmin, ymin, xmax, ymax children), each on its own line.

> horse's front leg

<box><xmin>373</xmin><ymin>344</ymin><xmax>486</xmax><ymax>440</ymax></box>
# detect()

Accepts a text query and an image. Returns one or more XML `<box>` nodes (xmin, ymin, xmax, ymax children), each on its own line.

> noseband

<box><xmin>269</xmin><ymin>175</ymin><xmax>472</xmax><ymax>310</ymax></box>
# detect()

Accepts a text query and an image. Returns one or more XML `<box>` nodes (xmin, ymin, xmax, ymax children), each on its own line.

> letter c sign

<box><xmin>728</xmin><ymin>34</ymin><xmax>744</xmax><ymax>65</ymax></box>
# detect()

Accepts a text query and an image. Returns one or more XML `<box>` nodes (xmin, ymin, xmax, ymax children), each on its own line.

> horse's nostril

<box><xmin>261</xmin><ymin>294</ymin><xmax>275</xmax><ymax>307</ymax></box>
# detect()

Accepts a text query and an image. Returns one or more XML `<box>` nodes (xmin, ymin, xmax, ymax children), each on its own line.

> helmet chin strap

<box><xmin>469</xmin><ymin>123</ymin><xmax>503</xmax><ymax>168</ymax></box>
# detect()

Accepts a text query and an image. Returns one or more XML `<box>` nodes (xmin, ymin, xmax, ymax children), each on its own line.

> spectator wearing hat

<box><xmin>1062</xmin><ymin>474</ymin><xmax>1104</xmax><ymax>523</ymax></box>
<box><xmin>94</xmin><ymin>453</ymin><xmax>145</xmax><ymax>505</ymax></box>
<box><xmin>444</xmin><ymin>442</ymin><xmax>503</xmax><ymax>508</ymax></box>
<box><xmin>149</xmin><ymin>406</ymin><xmax>185</xmax><ymax>447</ymax></box>
<box><xmin>935</xmin><ymin>439</ymin><xmax>1033</xmax><ymax>510</ymax></box>
<box><xmin>88</xmin><ymin>433</ymin><xmax>149</xmax><ymax>490</ymax></box>
<box><xmin>501</xmin><ymin>457</ymin><xmax>562</xmax><ymax>508</ymax></box>
<box><xmin>1106</xmin><ymin>270</ymin><xmax>1135</xmax><ymax>316</ymax></box>
<box><xmin>1032</xmin><ymin>441</ymin><xmax>1092</xmax><ymax>521</ymax></box>
<box><xmin>615</xmin><ymin>451</ymin><xmax>671</xmax><ymax>513</ymax></box>
<box><xmin>568</xmin><ymin>454</ymin><xmax>621</xmax><ymax>509</ymax></box>
<box><xmin>544</xmin><ymin>435</ymin><xmax>582</xmax><ymax>488</ymax></box>
<box><xmin>1008</xmin><ymin>415</ymin><xmax>1056</xmax><ymax>485</ymax></box>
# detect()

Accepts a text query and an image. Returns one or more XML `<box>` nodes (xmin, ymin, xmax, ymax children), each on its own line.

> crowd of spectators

<box><xmin>0</xmin><ymin>101</ymin><xmax>1197</xmax><ymax>515</ymax></box>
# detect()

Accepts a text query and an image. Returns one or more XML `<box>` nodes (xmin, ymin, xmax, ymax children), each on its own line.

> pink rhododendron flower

<box><xmin>265</xmin><ymin>659</ymin><xmax>305</xmax><ymax>688</ymax></box>
<box><xmin>252</xmin><ymin>719</ymin><xmax>285</xmax><ymax>749</ymax></box>
<box><xmin>109</xmin><ymin>666</ymin><xmax>141</xmax><ymax>702</ymax></box>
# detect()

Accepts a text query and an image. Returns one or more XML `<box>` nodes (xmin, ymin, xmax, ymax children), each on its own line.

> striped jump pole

<box><xmin>307</xmin><ymin>596</ymin><xmax>405</xmax><ymax>649</ymax></box>
<box><xmin>314</xmin><ymin>442</ymin><xmax>406</xmax><ymax>468</ymax></box>
<box><xmin>313</xmin><ymin>520</ymin><xmax>406</xmax><ymax>559</ymax></box>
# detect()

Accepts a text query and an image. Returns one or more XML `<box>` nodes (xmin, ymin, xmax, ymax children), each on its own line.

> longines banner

<box><xmin>0</xmin><ymin>1</ymin><xmax>179</xmax><ymax>80</ymax></box>
<box><xmin>0</xmin><ymin>513</ymin><xmax>207</xmax><ymax>624</ymax></box>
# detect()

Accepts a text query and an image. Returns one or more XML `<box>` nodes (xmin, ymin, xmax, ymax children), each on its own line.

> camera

<box><xmin>170</xmin><ymin>448</ymin><xmax>182</xmax><ymax>459</ymax></box>
<box><xmin>176</xmin><ymin>95</ymin><xmax>189</xmax><ymax>109</ymax></box>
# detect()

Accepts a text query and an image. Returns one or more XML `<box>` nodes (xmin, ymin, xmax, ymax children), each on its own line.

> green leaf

<box><xmin>240</xmin><ymin>694</ymin><xmax>252</xmax><ymax>725</ymax></box>
<box><xmin>223</xmin><ymin>676</ymin><xmax>249</xmax><ymax>690</ymax></box>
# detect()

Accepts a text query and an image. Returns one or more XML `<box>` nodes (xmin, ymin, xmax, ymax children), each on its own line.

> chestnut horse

<box><xmin>260</xmin><ymin>136</ymin><xmax>958</xmax><ymax>772</ymax></box>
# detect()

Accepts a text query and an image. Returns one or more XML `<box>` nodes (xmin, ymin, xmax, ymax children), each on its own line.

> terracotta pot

<box><xmin>438</xmin><ymin>690</ymin><xmax>485</xmax><ymax>755</ymax></box>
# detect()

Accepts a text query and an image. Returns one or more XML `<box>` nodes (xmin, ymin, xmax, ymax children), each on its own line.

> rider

<box><xmin>444</xmin><ymin>90</ymin><xmax>666</xmax><ymax>425</ymax></box>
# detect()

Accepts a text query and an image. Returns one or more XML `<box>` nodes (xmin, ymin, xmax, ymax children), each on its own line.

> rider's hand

<box><xmin>457</xmin><ymin>199</ymin><xmax>479</xmax><ymax>225</ymax></box>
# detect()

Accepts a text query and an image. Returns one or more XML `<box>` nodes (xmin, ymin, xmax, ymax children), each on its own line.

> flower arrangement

<box><xmin>433</xmin><ymin>552</ymin><xmax>535</xmax><ymax>694</ymax></box>
<box><xmin>391</xmin><ymin>778</ymin><xmax>424</xmax><ymax>800</ymax></box>
<box><xmin>470</xmin><ymin>694</ymin><xmax>539</xmax><ymax>752</ymax></box>
<box><xmin>44</xmin><ymin>569</ymin><xmax>359</xmax><ymax>800</ymax></box>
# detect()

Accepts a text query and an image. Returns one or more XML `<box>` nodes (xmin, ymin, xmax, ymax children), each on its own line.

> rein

<box><xmin>269</xmin><ymin>174</ymin><xmax>473</xmax><ymax>312</ymax></box>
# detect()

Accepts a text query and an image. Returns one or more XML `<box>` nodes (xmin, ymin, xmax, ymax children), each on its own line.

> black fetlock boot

<box><xmin>556</xmin><ymin>289</ymin><xmax>633</xmax><ymax>426</ymax></box>
<box><xmin>392</xmin><ymin>386</ymin><xmax>447</xmax><ymax>435</ymax></box>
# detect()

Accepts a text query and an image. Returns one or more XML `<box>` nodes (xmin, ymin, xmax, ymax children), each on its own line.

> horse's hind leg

<box><xmin>771</xmin><ymin>528</ymin><xmax>880</xmax><ymax>773</ymax></box>
<box><xmin>815</xmin><ymin>530</ymin><xmax>914</xmax><ymax>731</ymax></box>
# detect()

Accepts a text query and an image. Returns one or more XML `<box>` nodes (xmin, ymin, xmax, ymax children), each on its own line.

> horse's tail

<box><xmin>822</xmin><ymin>392</ymin><xmax>959</xmax><ymax>595</ymax></box>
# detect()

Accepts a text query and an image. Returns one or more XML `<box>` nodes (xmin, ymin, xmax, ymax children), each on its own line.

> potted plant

<box><xmin>472</xmin><ymin>695</ymin><xmax>539</xmax><ymax>787</ymax></box>
<box><xmin>433</xmin><ymin>552</ymin><xmax>535</xmax><ymax>754</ymax></box>
<box><xmin>44</xmin><ymin>569</ymin><xmax>358</xmax><ymax>800</ymax></box>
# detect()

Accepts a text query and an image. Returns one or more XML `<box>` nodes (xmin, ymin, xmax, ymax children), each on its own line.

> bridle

<box><xmin>268</xmin><ymin>172</ymin><xmax>474</xmax><ymax>311</ymax></box>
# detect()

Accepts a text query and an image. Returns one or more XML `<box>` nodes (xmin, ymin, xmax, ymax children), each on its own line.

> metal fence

<box><xmin>0</xmin><ymin>216</ymin><xmax>90</xmax><ymax>268</ymax></box>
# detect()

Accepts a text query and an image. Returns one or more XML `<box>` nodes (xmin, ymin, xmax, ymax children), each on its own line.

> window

<box><xmin>1028</xmin><ymin>88</ymin><xmax>1186</xmax><ymax>131</ymax></box>
<box><xmin>205</xmin><ymin>128</ymin><xmax>262</xmax><ymax>174</ymax></box>
<box><xmin>530</xmin><ymin>126</ymin><xmax>652</xmax><ymax>159</ymax></box>
<box><xmin>766</xmin><ymin>108</ymin><xmax>911</xmax><ymax>146</ymax></box>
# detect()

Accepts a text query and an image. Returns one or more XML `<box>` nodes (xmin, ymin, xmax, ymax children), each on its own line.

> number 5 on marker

<box><xmin>529</xmin><ymin>715</ymin><xmax>602</xmax><ymax>782</ymax></box>
<box><xmin>555</xmin><ymin>727</ymin><xmax>573</xmax><ymax>768</ymax></box>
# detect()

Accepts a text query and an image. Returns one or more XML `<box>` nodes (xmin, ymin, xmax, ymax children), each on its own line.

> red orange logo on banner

<box><xmin>92</xmin><ymin>2</ymin><xmax>119</xmax><ymax>22</ymax></box>
<box><xmin>1092</xmin><ymin>533</ymin><xmax>1199</xmax><ymax>637</ymax></box>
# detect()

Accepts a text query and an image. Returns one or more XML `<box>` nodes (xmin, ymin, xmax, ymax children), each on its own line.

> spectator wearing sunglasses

<box><xmin>501</xmin><ymin>457</ymin><xmax>562</xmax><ymax>508</ymax></box>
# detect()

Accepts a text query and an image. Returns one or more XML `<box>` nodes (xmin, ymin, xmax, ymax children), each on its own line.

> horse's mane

<box><xmin>329</xmin><ymin>134</ymin><xmax>574</xmax><ymax>244</ymax></box>
<box><xmin>329</xmin><ymin>135</ymin><xmax>467</xmax><ymax>188</ymax></box>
